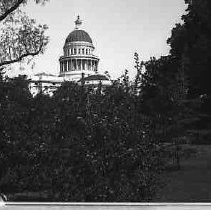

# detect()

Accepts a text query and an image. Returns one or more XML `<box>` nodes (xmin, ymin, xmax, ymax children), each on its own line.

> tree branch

<box><xmin>0</xmin><ymin>0</ymin><xmax>25</xmax><ymax>22</ymax></box>
<box><xmin>0</xmin><ymin>43</ymin><xmax>43</xmax><ymax>67</ymax></box>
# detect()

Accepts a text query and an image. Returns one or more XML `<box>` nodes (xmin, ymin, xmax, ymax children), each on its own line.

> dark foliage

<box><xmin>167</xmin><ymin>0</ymin><xmax>211</xmax><ymax>144</ymax></box>
<box><xmin>0</xmin><ymin>75</ymin><xmax>166</xmax><ymax>201</ymax></box>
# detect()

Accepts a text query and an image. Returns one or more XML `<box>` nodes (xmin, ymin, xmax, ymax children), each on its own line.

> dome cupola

<box><xmin>65</xmin><ymin>16</ymin><xmax>92</xmax><ymax>44</ymax></box>
<box><xmin>65</xmin><ymin>30</ymin><xmax>92</xmax><ymax>44</ymax></box>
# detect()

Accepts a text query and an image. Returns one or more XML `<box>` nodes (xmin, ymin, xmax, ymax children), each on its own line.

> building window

<box><xmin>79</xmin><ymin>48</ymin><xmax>81</xmax><ymax>54</ymax></box>
<box><xmin>86</xmin><ymin>49</ymin><xmax>88</xmax><ymax>54</ymax></box>
<box><xmin>74</xmin><ymin>48</ymin><xmax>76</xmax><ymax>54</ymax></box>
<box><xmin>82</xmin><ymin>49</ymin><xmax>84</xmax><ymax>54</ymax></box>
<box><xmin>71</xmin><ymin>49</ymin><xmax>73</xmax><ymax>54</ymax></box>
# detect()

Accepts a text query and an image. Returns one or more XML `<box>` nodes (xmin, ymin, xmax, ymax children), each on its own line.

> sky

<box><xmin>13</xmin><ymin>0</ymin><xmax>187</xmax><ymax>79</ymax></box>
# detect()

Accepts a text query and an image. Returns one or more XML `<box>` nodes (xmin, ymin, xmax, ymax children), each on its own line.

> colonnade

<box><xmin>64</xmin><ymin>47</ymin><xmax>92</xmax><ymax>56</ymax></box>
<box><xmin>60</xmin><ymin>59</ymin><xmax>98</xmax><ymax>72</ymax></box>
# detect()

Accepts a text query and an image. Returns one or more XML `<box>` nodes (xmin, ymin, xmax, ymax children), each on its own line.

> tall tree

<box><xmin>0</xmin><ymin>0</ymin><xmax>49</xmax><ymax>68</ymax></box>
<box><xmin>167</xmin><ymin>0</ymin><xmax>211</xmax><ymax>144</ymax></box>
<box><xmin>167</xmin><ymin>0</ymin><xmax>211</xmax><ymax>97</ymax></box>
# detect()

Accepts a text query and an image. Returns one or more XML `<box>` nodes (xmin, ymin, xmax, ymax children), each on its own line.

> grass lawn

<box><xmin>153</xmin><ymin>145</ymin><xmax>211</xmax><ymax>202</ymax></box>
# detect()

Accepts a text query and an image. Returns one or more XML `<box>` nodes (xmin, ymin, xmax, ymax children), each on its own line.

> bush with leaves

<box><xmin>0</xmin><ymin>74</ymin><xmax>167</xmax><ymax>201</ymax></box>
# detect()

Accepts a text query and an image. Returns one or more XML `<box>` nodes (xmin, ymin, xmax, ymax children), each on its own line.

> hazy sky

<box><xmin>16</xmin><ymin>0</ymin><xmax>186</xmax><ymax>79</ymax></box>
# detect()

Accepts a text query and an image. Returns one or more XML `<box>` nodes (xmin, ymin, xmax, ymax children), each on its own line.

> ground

<box><xmin>153</xmin><ymin>145</ymin><xmax>211</xmax><ymax>202</ymax></box>
<box><xmin>7</xmin><ymin>145</ymin><xmax>211</xmax><ymax>202</ymax></box>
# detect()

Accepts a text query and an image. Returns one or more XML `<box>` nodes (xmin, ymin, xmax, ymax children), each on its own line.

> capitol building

<box><xmin>29</xmin><ymin>16</ymin><xmax>111</xmax><ymax>95</ymax></box>
<box><xmin>59</xmin><ymin>15</ymin><xmax>99</xmax><ymax>81</ymax></box>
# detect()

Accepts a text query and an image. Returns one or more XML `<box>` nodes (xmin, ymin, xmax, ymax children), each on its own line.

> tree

<box><xmin>0</xmin><ymin>0</ymin><xmax>49</xmax><ymax>195</ymax></box>
<box><xmin>0</xmin><ymin>0</ymin><xmax>49</xmax><ymax>68</ymax></box>
<box><xmin>167</xmin><ymin>0</ymin><xmax>211</xmax><ymax>97</ymax></box>
<box><xmin>136</xmin><ymin>54</ymin><xmax>192</xmax><ymax>169</ymax></box>
<box><xmin>167</xmin><ymin>0</ymin><xmax>211</xmax><ymax>144</ymax></box>
<box><xmin>0</xmin><ymin>75</ymin><xmax>34</xmax><ymax>192</ymax></box>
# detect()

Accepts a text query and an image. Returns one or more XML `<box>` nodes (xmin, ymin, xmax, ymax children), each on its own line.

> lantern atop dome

<box><xmin>75</xmin><ymin>15</ymin><xmax>82</xmax><ymax>29</ymax></box>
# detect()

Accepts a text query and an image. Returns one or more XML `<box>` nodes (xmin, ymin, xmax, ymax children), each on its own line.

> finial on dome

<box><xmin>75</xmin><ymin>15</ymin><xmax>82</xmax><ymax>29</ymax></box>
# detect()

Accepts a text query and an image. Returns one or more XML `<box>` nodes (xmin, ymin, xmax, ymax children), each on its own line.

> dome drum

<box><xmin>59</xmin><ymin>57</ymin><xmax>99</xmax><ymax>73</ymax></box>
<box><xmin>59</xmin><ymin>54</ymin><xmax>99</xmax><ymax>61</ymax></box>
<box><xmin>64</xmin><ymin>42</ymin><xmax>94</xmax><ymax>49</ymax></box>
<box><xmin>63</xmin><ymin>44</ymin><xmax>94</xmax><ymax>57</ymax></box>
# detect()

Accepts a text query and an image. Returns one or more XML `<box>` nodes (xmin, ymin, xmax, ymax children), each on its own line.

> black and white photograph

<box><xmin>0</xmin><ymin>0</ymin><xmax>211</xmax><ymax>209</ymax></box>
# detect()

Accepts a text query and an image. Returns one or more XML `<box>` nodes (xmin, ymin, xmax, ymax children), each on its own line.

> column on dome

<box><xmin>64</xmin><ymin>60</ymin><xmax>67</xmax><ymax>72</ymax></box>
<box><xmin>79</xmin><ymin>59</ymin><xmax>81</xmax><ymax>70</ymax></box>
<box><xmin>68</xmin><ymin>60</ymin><xmax>71</xmax><ymax>71</ymax></box>
<box><xmin>76</xmin><ymin>59</ymin><xmax>78</xmax><ymax>71</ymax></box>
<box><xmin>83</xmin><ymin>59</ymin><xmax>85</xmax><ymax>70</ymax></box>
<box><xmin>91</xmin><ymin>60</ymin><xmax>93</xmax><ymax>71</ymax></box>
<box><xmin>94</xmin><ymin>61</ymin><xmax>96</xmax><ymax>72</ymax></box>
<box><xmin>68</xmin><ymin>59</ymin><xmax>71</xmax><ymax>71</ymax></box>
<box><xmin>72</xmin><ymin>59</ymin><xmax>74</xmax><ymax>71</ymax></box>
<box><xmin>82</xmin><ymin>59</ymin><xmax>85</xmax><ymax>71</ymax></box>
<box><xmin>89</xmin><ymin>59</ymin><xmax>91</xmax><ymax>71</ymax></box>
<box><xmin>87</xmin><ymin>59</ymin><xmax>89</xmax><ymax>70</ymax></box>
<box><xmin>85</xmin><ymin>59</ymin><xmax>87</xmax><ymax>71</ymax></box>
<box><xmin>81</xmin><ymin>59</ymin><xmax>83</xmax><ymax>71</ymax></box>
<box><xmin>96</xmin><ymin>60</ymin><xmax>99</xmax><ymax>72</ymax></box>
<box><xmin>74</xmin><ymin>59</ymin><xmax>76</xmax><ymax>71</ymax></box>
<box><xmin>95</xmin><ymin>60</ymin><xmax>97</xmax><ymax>71</ymax></box>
